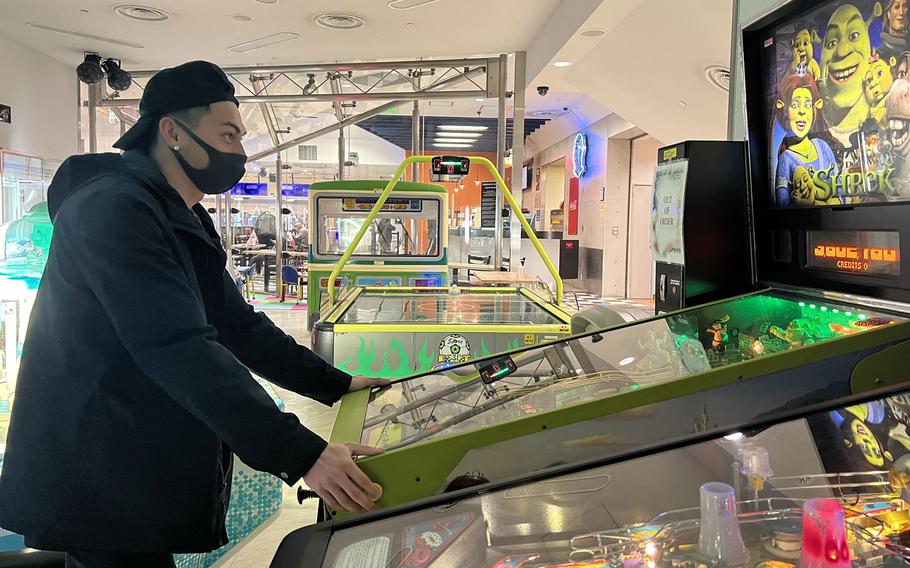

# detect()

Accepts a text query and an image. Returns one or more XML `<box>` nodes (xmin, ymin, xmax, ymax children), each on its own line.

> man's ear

<box><xmin>158</xmin><ymin>116</ymin><xmax>180</xmax><ymax>147</ymax></box>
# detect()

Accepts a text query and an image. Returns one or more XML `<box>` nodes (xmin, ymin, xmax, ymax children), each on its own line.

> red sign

<box><xmin>567</xmin><ymin>177</ymin><xmax>579</xmax><ymax>236</ymax></box>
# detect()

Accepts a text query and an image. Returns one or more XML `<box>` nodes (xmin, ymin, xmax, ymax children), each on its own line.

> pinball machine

<box><xmin>273</xmin><ymin>384</ymin><xmax>910</xmax><ymax>568</ymax></box>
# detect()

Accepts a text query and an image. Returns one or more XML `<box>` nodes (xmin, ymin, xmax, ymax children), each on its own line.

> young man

<box><xmin>0</xmin><ymin>61</ymin><xmax>385</xmax><ymax>568</ymax></box>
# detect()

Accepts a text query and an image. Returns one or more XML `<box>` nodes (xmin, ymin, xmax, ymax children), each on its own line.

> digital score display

<box><xmin>807</xmin><ymin>230</ymin><xmax>901</xmax><ymax>277</ymax></box>
<box><xmin>478</xmin><ymin>356</ymin><xmax>517</xmax><ymax>385</ymax></box>
<box><xmin>431</xmin><ymin>156</ymin><xmax>470</xmax><ymax>176</ymax></box>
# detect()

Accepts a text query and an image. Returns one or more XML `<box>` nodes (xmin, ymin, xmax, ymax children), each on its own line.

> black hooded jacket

<box><xmin>0</xmin><ymin>151</ymin><xmax>350</xmax><ymax>553</ymax></box>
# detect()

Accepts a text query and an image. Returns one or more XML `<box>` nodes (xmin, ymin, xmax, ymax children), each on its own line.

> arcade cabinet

<box><xmin>653</xmin><ymin>140</ymin><xmax>753</xmax><ymax>313</ymax></box>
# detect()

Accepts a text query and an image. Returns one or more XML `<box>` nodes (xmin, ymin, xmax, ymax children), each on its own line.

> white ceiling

<box><xmin>7</xmin><ymin>0</ymin><xmax>734</xmax><ymax>153</ymax></box>
<box><xmin>0</xmin><ymin>0</ymin><xmax>560</xmax><ymax>69</ymax></box>
<box><xmin>551</xmin><ymin>0</ymin><xmax>733</xmax><ymax>144</ymax></box>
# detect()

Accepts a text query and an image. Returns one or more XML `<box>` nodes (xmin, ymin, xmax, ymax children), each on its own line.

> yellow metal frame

<box><xmin>519</xmin><ymin>288</ymin><xmax>574</xmax><ymax>321</ymax></box>
<box><xmin>310</xmin><ymin>265</ymin><xmax>448</xmax><ymax>274</ymax></box>
<box><xmin>323</xmin><ymin>285</ymin><xmax>572</xmax><ymax>330</ymax></box>
<box><xmin>332</xmin><ymin>323</ymin><xmax>571</xmax><ymax>334</ymax></box>
<box><xmin>328</xmin><ymin>156</ymin><xmax>564</xmax><ymax>305</ymax></box>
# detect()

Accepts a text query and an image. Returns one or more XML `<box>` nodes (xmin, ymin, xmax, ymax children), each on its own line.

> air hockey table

<box><xmin>312</xmin><ymin>285</ymin><xmax>573</xmax><ymax>379</ymax></box>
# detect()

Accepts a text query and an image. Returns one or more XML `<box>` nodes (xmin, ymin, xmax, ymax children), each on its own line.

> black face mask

<box><xmin>171</xmin><ymin>120</ymin><xmax>247</xmax><ymax>194</ymax></box>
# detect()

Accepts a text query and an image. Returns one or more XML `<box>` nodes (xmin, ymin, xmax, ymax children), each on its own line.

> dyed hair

<box><xmin>776</xmin><ymin>73</ymin><xmax>823</xmax><ymax>134</ymax></box>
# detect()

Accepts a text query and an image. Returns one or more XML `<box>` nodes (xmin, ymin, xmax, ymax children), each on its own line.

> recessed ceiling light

<box><xmin>618</xmin><ymin>356</ymin><xmax>635</xmax><ymax>366</ymax></box>
<box><xmin>114</xmin><ymin>4</ymin><xmax>170</xmax><ymax>21</ymax></box>
<box><xmin>433</xmin><ymin>142</ymin><xmax>472</xmax><ymax>148</ymax></box>
<box><xmin>231</xmin><ymin>13</ymin><xmax>254</xmax><ymax>22</ymax></box>
<box><xmin>26</xmin><ymin>22</ymin><xmax>145</xmax><ymax>48</ymax></box>
<box><xmin>704</xmin><ymin>64</ymin><xmax>731</xmax><ymax>92</ymax></box>
<box><xmin>580</xmin><ymin>28</ymin><xmax>606</xmax><ymax>38</ymax></box>
<box><xmin>474</xmin><ymin>98</ymin><xmax>485</xmax><ymax>102</ymax></box>
<box><xmin>438</xmin><ymin>125</ymin><xmax>488</xmax><ymax>131</ymax></box>
<box><xmin>553</xmin><ymin>61</ymin><xmax>571</xmax><ymax>67</ymax></box>
<box><xmin>254</xmin><ymin>0</ymin><xmax>279</xmax><ymax>4</ymax></box>
<box><xmin>228</xmin><ymin>32</ymin><xmax>300</xmax><ymax>53</ymax></box>
<box><xmin>315</xmin><ymin>13</ymin><xmax>365</xmax><ymax>30</ymax></box>
<box><xmin>388</xmin><ymin>0</ymin><xmax>439</xmax><ymax>9</ymax></box>
<box><xmin>432</xmin><ymin>132</ymin><xmax>481</xmax><ymax>138</ymax></box>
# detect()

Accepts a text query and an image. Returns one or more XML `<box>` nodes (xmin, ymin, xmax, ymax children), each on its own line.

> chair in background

<box><xmin>280</xmin><ymin>265</ymin><xmax>305</xmax><ymax>304</ymax></box>
<box><xmin>455</xmin><ymin>254</ymin><xmax>491</xmax><ymax>286</ymax></box>
<box><xmin>237</xmin><ymin>266</ymin><xmax>255</xmax><ymax>300</ymax></box>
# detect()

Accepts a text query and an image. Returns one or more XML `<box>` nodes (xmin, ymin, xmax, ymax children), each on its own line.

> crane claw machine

<box><xmin>306</xmin><ymin>180</ymin><xmax>450</xmax><ymax>330</ymax></box>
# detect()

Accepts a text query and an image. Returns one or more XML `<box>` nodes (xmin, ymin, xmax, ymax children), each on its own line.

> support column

<box><xmin>494</xmin><ymin>53</ymin><xmax>508</xmax><ymax>270</ymax></box>
<box><xmin>338</xmin><ymin>128</ymin><xmax>346</xmax><ymax>180</ymax></box>
<box><xmin>275</xmin><ymin>156</ymin><xmax>285</xmax><ymax>297</ymax></box>
<box><xmin>87</xmin><ymin>84</ymin><xmax>99</xmax><ymax>154</ymax></box>
<box><xmin>509</xmin><ymin>52</ymin><xmax>527</xmax><ymax>274</ymax></box>
<box><xmin>411</xmin><ymin>101</ymin><xmax>420</xmax><ymax>182</ymax></box>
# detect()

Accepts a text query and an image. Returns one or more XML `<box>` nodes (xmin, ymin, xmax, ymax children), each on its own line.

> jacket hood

<box><xmin>47</xmin><ymin>151</ymin><xmax>186</xmax><ymax>223</ymax></box>
<box><xmin>47</xmin><ymin>153</ymin><xmax>131</xmax><ymax>222</ymax></box>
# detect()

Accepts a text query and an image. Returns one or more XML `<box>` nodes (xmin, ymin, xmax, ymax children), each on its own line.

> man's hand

<box><xmin>304</xmin><ymin>443</ymin><xmax>384</xmax><ymax>513</ymax></box>
<box><xmin>348</xmin><ymin>375</ymin><xmax>391</xmax><ymax>392</ymax></box>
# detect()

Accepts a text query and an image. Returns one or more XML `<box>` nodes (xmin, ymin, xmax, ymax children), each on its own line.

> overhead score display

<box><xmin>431</xmin><ymin>156</ymin><xmax>470</xmax><ymax>176</ymax></box>
<box><xmin>807</xmin><ymin>230</ymin><xmax>901</xmax><ymax>277</ymax></box>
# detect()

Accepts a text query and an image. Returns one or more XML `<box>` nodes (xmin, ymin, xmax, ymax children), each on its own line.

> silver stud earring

<box><xmin>172</xmin><ymin>145</ymin><xmax>180</xmax><ymax>151</ymax></box>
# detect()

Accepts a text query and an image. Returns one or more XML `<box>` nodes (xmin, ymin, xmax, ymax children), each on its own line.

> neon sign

<box><xmin>572</xmin><ymin>133</ymin><xmax>587</xmax><ymax>177</ymax></box>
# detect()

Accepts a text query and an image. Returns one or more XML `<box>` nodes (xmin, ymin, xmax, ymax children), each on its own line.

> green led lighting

<box><xmin>859</xmin><ymin>314</ymin><xmax>867</xmax><ymax>320</ymax></box>
<box><xmin>820</xmin><ymin>306</ymin><xmax>828</xmax><ymax>312</ymax></box>
<box><xmin>832</xmin><ymin>309</ymin><xmax>839</xmax><ymax>314</ymax></box>
<box><xmin>846</xmin><ymin>311</ymin><xmax>853</xmax><ymax>316</ymax></box>
<box><xmin>799</xmin><ymin>302</ymin><xmax>806</xmax><ymax>307</ymax></box>
<box><xmin>809</xmin><ymin>304</ymin><xmax>817</xmax><ymax>309</ymax></box>
<box><xmin>491</xmin><ymin>367</ymin><xmax>511</xmax><ymax>379</ymax></box>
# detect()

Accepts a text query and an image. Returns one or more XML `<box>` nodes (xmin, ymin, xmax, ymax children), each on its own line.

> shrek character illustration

<box><xmin>896</xmin><ymin>50</ymin><xmax>910</xmax><ymax>79</ymax></box>
<box><xmin>706</xmin><ymin>315</ymin><xmax>731</xmax><ymax>351</ymax></box>
<box><xmin>790</xmin><ymin>27</ymin><xmax>822</xmax><ymax>81</ymax></box>
<box><xmin>865</xmin><ymin>52</ymin><xmax>897</xmax><ymax>125</ymax></box>
<box><xmin>774</xmin><ymin>73</ymin><xmax>841</xmax><ymax>206</ymax></box>
<box><xmin>881</xmin><ymin>0</ymin><xmax>910</xmax><ymax>62</ymax></box>
<box><xmin>820</xmin><ymin>2</ymin><xmax>883</xmax><ymax>143</ymax></box>
<box><xmin>832</xmin><ymin>403</ymin><xmax>893</xmax><ymax>467</ymax></box>
<box><xmin>886</xmin><ymin>78</ymin><xmax>910</xmax><ymax>195</ymax></box>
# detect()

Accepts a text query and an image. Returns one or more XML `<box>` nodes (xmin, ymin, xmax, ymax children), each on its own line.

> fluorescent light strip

<box><xmin>432</xmin><ymin>131</ymin><xmax>482</xmax><ymax>138</ymax></box>
<box><xmin>228</xmin><ymin>32</ymin><xmax>300</xmax><ymax>53</ymax></box>
<box><xmin>435</xmin><ymin>138</ymin><xmax>475</xmax><ymax>144</ymax></box>
<box><xmin>438</xmin><ymin>125</ymin><xmax>488</xmax><ymax>131</ymax></box>
<box><xmin>432</xmin><ymin>142</ymin><xmax>472</xmax><ymax>148</ymax></box>
<box><xmin>26</xmin><ymin>22</ymin><xmax>145</xmax><ymax>48</ymax></box>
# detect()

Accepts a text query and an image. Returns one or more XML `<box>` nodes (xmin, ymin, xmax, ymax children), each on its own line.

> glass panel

<box><xmin>324</xmin><ymin>387</ymin><xmax>910</xmax><ymax>568</ymax></box>
<box><xmin>360</xmin><ymin>291</ymin><xmax>905</xmax><ymax>449</ymax></box>
<box><xmin>0</xmin><ymin>152</ymin><xmax>59</xmax><ymax>224</ymax></box>
<box><xmin>339</xmin><ymin>289</ymin><xmax>562</xmax><ymax>325</ymax></box>
<box><xmin>316</xmin><ymin>196</ymin><xmax>441</xmax><ymax>259</ymax></box>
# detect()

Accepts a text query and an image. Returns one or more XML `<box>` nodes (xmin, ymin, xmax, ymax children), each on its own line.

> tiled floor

<box><xmin>212</xmin><ymin>310</ymin><xmax>332</xmax><ymax>568</ymax></box>
<box><xmin>213</xmin><ymin>294</ymin><xmax>655</xmax><ymax>566</ymax></box>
